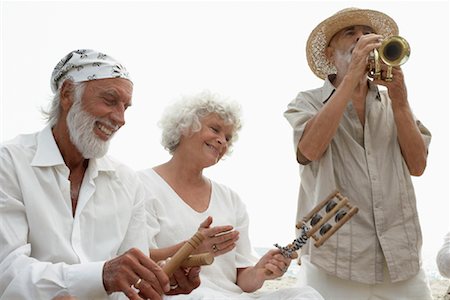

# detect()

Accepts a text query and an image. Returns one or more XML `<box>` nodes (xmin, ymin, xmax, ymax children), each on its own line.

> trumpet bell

<box><xmin>379</xmin><ymin>36</ymin><xmax>410</xmax><ymax>67</ymax></box>
<box><xmin>368</xmin><ymin>35</ymin><xmax>410</xmax><ymax>81</ymax></box>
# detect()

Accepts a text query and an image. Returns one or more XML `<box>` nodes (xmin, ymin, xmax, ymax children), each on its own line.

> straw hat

<box><xmin>306</xmin><ymin>8</ymin><xmax>399</xmax><ymax>79</ymax></box>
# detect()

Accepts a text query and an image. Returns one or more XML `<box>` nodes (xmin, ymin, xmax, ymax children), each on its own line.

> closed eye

<box><xmin>344</xmin><ymin>29</ymin><xmax>355</xmax><ymax>36</ymax></box>
<box><xmin>103</xmin><ymin>97</ymin><xmax>116</xmax><ymax>106</ymax></box>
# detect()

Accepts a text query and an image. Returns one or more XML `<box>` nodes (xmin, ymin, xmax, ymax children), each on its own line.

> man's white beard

<box><xmin>334</xmin><ymin>48</ymin><xmax>353</xmax><ymax>74</ymax></box>
<box><xmin>66</xmin><ymin>99</ymin><xmax>112</xmax><ymax>159</ymax></box>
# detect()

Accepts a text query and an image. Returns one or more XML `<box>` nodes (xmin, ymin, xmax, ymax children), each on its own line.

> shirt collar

<box><xmin>321</xmin><ymin>74</ymin><xmax>337</xmax><ymax>104</ymax></box>
<box><xmin>321</xmin><ymin>74</ymin><xmax>381</xmax><ymax>103</ymax></box>
<box><xmin>31</xmin><ymin>125</ymin><xmax>117</xmax><ymax>176</ymax></box>
<box><xmin>367</xmin><ymin>80</ymin><xmax>382</xmax><ymax>101</ymax></box>
<box><xmin>88</xmin><ymin>155</ymin><xmax>117</xmax><ymax>178</ymax></box>
<box><xmin>31</xmin><ymin>125</ymin><xmax>65</xmax><ymax>167</ymax></box>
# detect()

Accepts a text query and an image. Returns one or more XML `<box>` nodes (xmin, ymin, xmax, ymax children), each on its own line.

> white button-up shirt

<box><xmin>284</xmin><ymin>76</ymin><xmax>432</xmax><ymax>284</ymax></box>
<box><xmin>0</xmin><ymin>125</ymin><xmax>147</xmax><ymax>299</ymax></box>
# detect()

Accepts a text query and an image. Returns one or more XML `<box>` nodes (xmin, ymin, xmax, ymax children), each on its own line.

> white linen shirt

<box><xmin>284</xmin><ymin>76</ymin><xmax>432</xmax><ymax>284</ymax></box>
<box><xmin>0</xmin><ymin>125</ymin><xmax>148</xmax><ymax>299</ymax></box>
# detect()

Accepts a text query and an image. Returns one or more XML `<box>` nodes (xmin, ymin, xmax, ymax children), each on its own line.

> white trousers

<box><xmin>296</xmin><ymin>255</ymin><xmax>433</xmax><ymax>300</ymax></box>
<box><xmin>163</xmin><ymin>286</ymin><xmax>324</xmax><ymax>300</ymax></box>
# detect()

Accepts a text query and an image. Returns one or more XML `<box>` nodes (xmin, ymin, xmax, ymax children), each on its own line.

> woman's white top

<box><xmin>138</xmin><ymin>169</ymin><xmax>323</xmax><ymax>300</ymax></box>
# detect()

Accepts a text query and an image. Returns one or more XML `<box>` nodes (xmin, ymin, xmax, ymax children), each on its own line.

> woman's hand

<box><xmin>236</xmin><ymin>249</ymin><xmax>291</xmax><ymax>292</ymax></box>
<box><xmin>195</xmin><ymin>216</ymin><xmax>239</xmax><ymax>256</ymax></box>
<box><xmin>164</xmin><ymin>266</ymin><xmax>201</xmax><ymax>296</ymax></box>
<box><xmin>156</xmin><ymin>261</ymin><xmax>201</xmax><ymax>296</ymax></box>
<box><xmin>254</xmin><ymin>249</ymin><xmax>291</xmax><ymax>280</ymax></box>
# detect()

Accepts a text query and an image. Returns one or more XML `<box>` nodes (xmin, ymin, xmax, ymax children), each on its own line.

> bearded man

<box><xmin>284</xmin><ymin>8</ymin><xmax>432</xmax><ymax>300</ymax></box>
<box><xmin>0</xmin><ymin>49</ymin><xmax>200</xmax><ymax>299</ymax></box>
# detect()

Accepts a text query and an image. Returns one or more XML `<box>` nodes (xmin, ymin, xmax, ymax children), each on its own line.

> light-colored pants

<box><xmin>296</xmin><ymin>255</ymin><xmax>433</xmax><ymax>300</ymax></box>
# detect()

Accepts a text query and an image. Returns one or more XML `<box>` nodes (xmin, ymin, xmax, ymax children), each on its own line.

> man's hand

<box><xmin>347</xmin><ymin>33</ymin><xmax>383</xmax><ymax>80</ymax></box>
<box><xmin>373</xmin><ymin>66</ymin><xmax>408</xmax><ymax>105</ymax></box>
<box><xmin>102</xmin><ymin>248</ymin><xmax>170</xmax><ymax>300</ymax></box>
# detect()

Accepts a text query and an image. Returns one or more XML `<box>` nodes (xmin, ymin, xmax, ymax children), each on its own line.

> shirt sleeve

<box><xmin>117</xmin><ymin>175</ymin><xmax>149</xmax><ymax>256</ymax></box>
<box><xmin>138</xmin><ymin>171</ymin><xmax>161</xmax><ymax>250</ymax></box>
<box><xmin>230</xmin><ymin>190</ymin><xmax>259</xmax><ymax>268</ymax></box>
<box><xmin>415</xmin><ymin>119</ymin><xmax>432</xmax><ymax>150</ymax></box>
<box><xmin>0</xmin><ymin>148</ymin><xmax>107</xmax><ymax>299</ymax></box>
<box><xmin>283</xmin><ymin>92</ymin><xmax>319</xmax><ymax>161</ymax></box>
<box><xmin>437</xmin><ymin>232</ymin><xmax>450</xmax><ymax>278</ymax></box>
<box><xmin>0</xmin><ymin>246</ymin><xmax>107</xmax><ymax>299</ymax></box>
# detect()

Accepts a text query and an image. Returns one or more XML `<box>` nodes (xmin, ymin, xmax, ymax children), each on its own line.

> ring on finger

<box><xmin>132</xmin><ymin>278</ymin><xmax>142</xmax><ymax>289</ymax></box>
<box><xmin>170</xmin><ymin>283</ymin><xmax>179</xmax><ymax>290</ymax></box>
<box><xmin>281</xmin><ymin>266</ymin><xmax>288</xmax><ymax>273</ymax></box>
<box><xmin>212</xmin><ymin>244</ymin><xmax>219</xmax><ymax>252</ymax></box>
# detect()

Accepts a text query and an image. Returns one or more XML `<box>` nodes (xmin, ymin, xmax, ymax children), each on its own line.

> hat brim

<box><xmin>306</xmin><ymin>8</ymin><xmax>399</xmax><ymax>79</ymax></box>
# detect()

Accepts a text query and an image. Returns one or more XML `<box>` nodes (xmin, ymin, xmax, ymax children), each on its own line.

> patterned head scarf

<box><xmin>50</xmin><ymin>49</ymin><xmax>131</xmax><ymax>93</ymax></box>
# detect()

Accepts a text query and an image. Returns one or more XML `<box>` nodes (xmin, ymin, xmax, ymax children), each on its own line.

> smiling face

<box><xmin>66</xmin><ymin>78</ymin><xmax>133</xmax><ymax>158</ymax></box>
<box><xmin>178</xmin><ymin>113</ymin><xmax>234</xmax><ymax>168</ymax></box>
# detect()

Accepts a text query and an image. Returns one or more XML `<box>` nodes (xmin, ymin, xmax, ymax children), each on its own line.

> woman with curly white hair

<box><xmin>138</xmin><ymin>91</ymin><xmax>323</xmax><ymax>299</ymax></box>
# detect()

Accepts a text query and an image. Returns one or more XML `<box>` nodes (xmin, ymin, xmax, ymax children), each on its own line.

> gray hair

<box><xmin>159</xmin><ymin>90</ymin><xmax>242</xmax><ymax>155</ymax></box>
<box><xmin>42</xmin><ymin>81</ymin><xmax>86</xmax><ymax>126</ymax></box>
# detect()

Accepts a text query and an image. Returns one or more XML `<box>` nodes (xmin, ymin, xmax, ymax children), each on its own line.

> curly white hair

<box><xmin>159</xmin><ymin>90</ymin><xmax>242</xmax><ymax>155</ymax></box>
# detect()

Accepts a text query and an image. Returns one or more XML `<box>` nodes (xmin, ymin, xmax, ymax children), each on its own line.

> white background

<box><xmin>1</xmin><ymin>0</ymin><xmax>449</xmax><ymax>276</ymax></box>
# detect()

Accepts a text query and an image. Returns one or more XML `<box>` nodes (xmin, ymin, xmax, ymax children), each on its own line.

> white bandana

<box><xmin>50</xmin><ymin>49</ymin><xmax>131</xmax><ymax>93</ymax></box>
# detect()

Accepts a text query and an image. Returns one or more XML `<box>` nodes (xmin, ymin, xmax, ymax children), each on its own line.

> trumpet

<box><xmin>368</xmin><ymin>36</ymin><xmax>410</xmax><ymax>81</ymax></box>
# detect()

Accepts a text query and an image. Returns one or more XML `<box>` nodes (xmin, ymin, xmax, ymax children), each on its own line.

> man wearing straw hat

<box><xmin>284</xmin><ymin>8</ymin><xmax>432</xmax><ymax>299</ymax></box>
<box><xmin>0</xmin><ymin>49</ymin><xmax>200</xmax><ymax>299</ymax></box>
